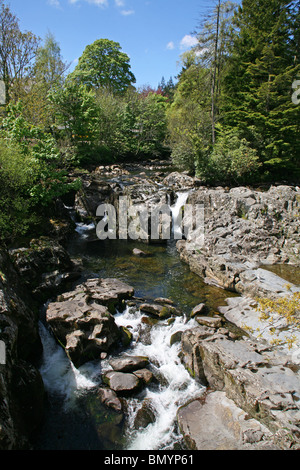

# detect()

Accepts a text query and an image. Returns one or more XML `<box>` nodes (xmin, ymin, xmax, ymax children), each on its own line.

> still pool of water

<box><xmin>68</xmin><ymin>236</ymin><xmax>237</xmax><ymax>315</ymax></box>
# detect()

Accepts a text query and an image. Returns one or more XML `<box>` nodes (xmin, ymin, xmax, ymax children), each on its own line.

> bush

<box><xmin>197</xmin><ymin>127</ymin><xmax>261</xmax><ymax>184</ymax></box>
<box><xmin>0</xmin><ymin>140</ymin><xmax>40</xmax><ymax>242</ymax></box>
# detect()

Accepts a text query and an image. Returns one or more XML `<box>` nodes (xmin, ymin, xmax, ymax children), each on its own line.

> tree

<box><xmin>48</xmin><ymin>80</ymin><xmax>98</xmax><ymax>162</ymax></box>
<box><xmin>0</xmin><ymin>0</ymin><xmax>40</xmax><ymax>104</ymax></box>
<box><xmin>69</xmin><ymin>38</ymin><xmax>136</xmax><ymax>94</ymax></box>
<box><xmin>222</xmin><ymin>0</ymin><xmax>300</xmax><ymax>178</ymax></box>
<box><xmin>21</xmin><ymin>31</ymin><xmax>70</xmax><ymax>126</ymax></box>
<box><xmin>124</xmin><ymin>89</ymin><xmax>169</xmax><ymax>158</ymax></box>
<box><xmin>166</xmin><ymin>50</ymin><xmax>212</xmax><ymax>173</ymax></box>
<box><xmin>194</xmin><ymin>1</ymin><xmax>237</xmax><ymax>143</ymax></box>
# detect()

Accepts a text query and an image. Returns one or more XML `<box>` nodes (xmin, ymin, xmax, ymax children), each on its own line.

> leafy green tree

<box><xmin>69</xmin><ymin>38</ymin><xmax>136</xmax><ymax>94</ymax></box>
<box><xmin>166</xmin><ymin>50</ymin><xmax>212</xmax><ymax>173</ymax></box>
<box><xmin>22</xmin><ymin>31</ymin><xmax>70</xmax><ymax>126</ymax></box>
<box><xmin>1</xmin><ymin>102</ymin><xmax>80</xmax><ymax>207</ymax></box>
<box><xmin>48</xmin><ymin>80</ymin><xmax>98</xmax><ymax>160</ymax></box>
<box><xmin>199</xmin><ymin>125</ymin><xmax>261</xmax><ymax>183</ymax></box>
<box><xmin>124</xmin><ymin>90</ymin><xmax>168</xmax><ymax>158</ymax></box>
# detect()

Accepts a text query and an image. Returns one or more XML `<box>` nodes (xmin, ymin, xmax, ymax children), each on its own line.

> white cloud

<box><xmin>120</xmin><ymin>9</ymin><xmax>134</xmax><ymax>15</ymax></box>
<box><xmin>180</xmin><ymin>34</ymin><xmax>198</xmax><ymax>50</ymax></box>
<box><xmin>166</xmin><ymin>41</ymin><xmax>175</xmax><ymax>50</ymax></box>
<box><xmin>68</xmin><ymin>0</ymin><xmax>108</xmax><ymax>6</ymax></box>
<box><xmin>48</xmin><ymin>0</ymin><xmax>61</xmax><ymax>7</ymax></box>
<box><xmin>68</xmin><ymin>0</ymin><xmax>134</xmax><ymax>13</ymax></box>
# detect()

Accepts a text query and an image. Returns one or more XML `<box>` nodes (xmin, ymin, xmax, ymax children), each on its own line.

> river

<box><xmin>32</xmin><ymin>183</ymin><xmax>237</xmax><ymax>451</ymax></box>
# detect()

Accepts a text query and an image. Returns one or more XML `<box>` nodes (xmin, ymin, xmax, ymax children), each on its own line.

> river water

<box><xmin>33</xmin><ymin>186</ymin><xmax>237</xmax><ymax>451</ymax></box>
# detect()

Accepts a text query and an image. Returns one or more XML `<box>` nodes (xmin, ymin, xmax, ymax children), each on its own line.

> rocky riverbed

<box><xmin>0</xmin><ymin>161</ymin><xmax>299</xmax><ymax>450</ymax></box>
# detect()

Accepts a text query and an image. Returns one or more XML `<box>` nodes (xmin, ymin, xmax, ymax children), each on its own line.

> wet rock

<box><xmin>0</xmin><ymin>249</ymin><xmax>44</xmax><ymax>450</ymax></box>
<box><xmin>191</xmin><ymin>303</ymin><xmax>208</xmax><ymax>317</ymax></box>
<box><xmin>134</xmin><ymin>399</ymin><xmax>156</xmax><ymax>429</ymax></box>
<box><xmin>9</xmin><ymin>237</ymin><xmax>80</xmax><ymax>302</ymax></box>
<box><xmin>132</xmin><ymin>248</ymin><xmax>151</xmax><ymax>257</ymax></box>
<box><xmin>46</xmin><ymin>278</ymin><xmax>134</xmax><ymax>367</ymax></box>
<box><xmin>154</xmin><ymin>297</ymin><xmax>174</xmax><ymax>305</ymax></box>
<box><xmin>133</xmin><ymin>368</ymin><xmax>153</xmax><ymax>385</ymax></box>
<box><xmin>177</xmin><ymin>391</ymin><xmax>277</xmax><ymax>450</ymax></box>
<box><xmin>140</xmin><ymin>302</ymin><xmax>181</xmax><ymax>319</ymax></box>
<box><xmin>119</xmin><ymin>326</ymin><xmax>133</xmax><ymax>347</ymax></box>
<box><xmin>98</xmin><ymin>387</ymin><xmax>123</xmax><ymax>412</ymax></box>
<box><xmin>163</xmin><ymin>172</ymin><xmax>195</xmax><ymax>190</ymax></box>
<box><xmin>108</xmin><ymin>355</ymin><xmax>149</xmax><ymax>373</ymax></box>
<box><xmin>170</xmin><ymin>330</ymin><xmax>183</xmax><ymax>346</ymax></box>
<box><xmin>195</xmin><ymin>316</ymin><xmax>223</xmax><ymax>329</ymax></box>
<box><xmin>102</xmin><ymin>371</ymin><xmax>141</xmax><ymax>395</ymax></box>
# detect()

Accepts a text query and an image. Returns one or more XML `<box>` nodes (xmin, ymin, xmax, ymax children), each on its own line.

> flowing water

<box><xmin>33</xmin><ymin>186</ymin><xmax>238</xmax><ymax>451</ymax></box>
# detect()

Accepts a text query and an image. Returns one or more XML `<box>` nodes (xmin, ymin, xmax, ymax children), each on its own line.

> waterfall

<box><xmin>38</xmin><ymin>322</ymin><xmax>101</xmax><ymax>409</ymax></box>
<box><xmin>112</xmin><ymin>306</ymin><xmax>204</xmax><ymax>450</ymax></box>
<box><xmin>38</xmin><ymin>305</ymin><xmax>204</xmax><ymax>450</ymax></box>
<box><xmin>170</xmin><ymin>191</ymin><xmax>191</xmax><ymax>240</ymax></box>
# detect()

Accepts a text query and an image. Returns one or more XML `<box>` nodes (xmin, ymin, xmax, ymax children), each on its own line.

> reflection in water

<box><xmin>68</xmin><ymin>236</ymin><xmax>237</xmax><ymax>315</ymax></box>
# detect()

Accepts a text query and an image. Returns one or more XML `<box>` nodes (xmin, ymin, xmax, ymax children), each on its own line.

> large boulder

<box><xmin>109</xmin><ymin>355</ymin><xmax>149</xmax><ymax>373</ymax></box>
<box><xmin>178</xmin><ymin>185</ymin><xmax>300</xmax><ymax>293</ymax></box>
<box><xmin>102</xmin><ymin>371</ymin><xmax>141</xmax><ymax>395</ymax></box>
<box><xmin>9</xmin><ymin>237</ymin><xmax>80</xmax><ymax>302</ymax></box>
<box><xmin>177</xmin><ymin>391</ymin><xmax>277</xmax><ymax>450</ymax></box>
<box><xmin>180</xmin><ymin>324</ymin><xmax>300</xmax><ymax>449</ymax></box>
<box><xmin>46</xmin><ymin>278</ymin><xmax>134</xmax><ymax>367</ymax></box>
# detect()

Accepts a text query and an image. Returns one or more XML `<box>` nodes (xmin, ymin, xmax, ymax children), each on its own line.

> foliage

<box><xmin>20</xmin><ymin>31</ymin><xmax>70</xmax><ymax>126</ymax></box>
<box><xmin>1</xmin><ymin>103</ymin><xmax>81</xmax><ymax>207</ymax></box>
<box><xmin>221</xmin><ymin>0</ymin><xmax>300</xmax><ymax>178</ymax></box>
<box><xmin>166</xmin><ymin>51</ymin><xmax>212</xmax><ymax>173</ymax></box>
<box><xmin>0</xmin><ymin>0</ymin><xmax>40</xmax><ymax>104</ymax></box>
<box><xmin>255</xmin><ymin>289</ymin><xmax>300</xmax><ymax>349</ymax></box>
<box><xmin>124</xmin><ymin>90</ymin><xmax>169</xmax><ymax>158</ymax></box>
<box><xmin>197</xmin><ymin>125</ymin><xmax>261</xmax><ymax>183</ymax></box>
<box><xmin>69</xmin><ymin>38</ymin><xmax>136</xmax><ymax>95</ymax></box>
<box><xmin>0</xmin><ymin>139</ymin><xmax>39</xmax><ymax>241</ymax></box>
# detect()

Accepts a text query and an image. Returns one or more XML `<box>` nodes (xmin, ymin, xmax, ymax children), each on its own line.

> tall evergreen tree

<box><xmin>222</xmin><ymin>0</ymin><xmax>300</xmax><ymax>178</ymax></box>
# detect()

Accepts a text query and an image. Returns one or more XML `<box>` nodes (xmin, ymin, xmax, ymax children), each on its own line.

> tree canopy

<box><xmin>69</xmin><ymin>38</ymin><xmax>136</xmax><ymax>94</ymax></box>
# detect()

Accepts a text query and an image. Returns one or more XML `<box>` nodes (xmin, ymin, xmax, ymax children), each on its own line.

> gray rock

<box><xmin>109</xmin><ymin>355</ymin><xmax>149</xmax><ymax>373</ymax></box>
<box><xmin>133</xmin><ymin>368</ymin><xmax>153</xmax><ymax>385</ymax></box>
<box><xmin>191</xmin><ymin>303</ymin><xmax>208</xmax><ymax>317</ymax></box>
<box><xmin>177</xmin><ymin>185</ymin><xmax>300</xmax><ymax>293</ymax></box>
<box><xmin>46</xmin><ymin>278</ymin><xmax>134</xmax><ymax>367</ymax></box>
<box><xmin>98</xmin><ymin>387</ymin><xmax>123</xmax><ymax>412</ymax></box>
<box><xmin>195</xmin><ymin>316</ymin><xmax>223</xmax><ymax>328</ymax></box>
<box><xmin>103</xmin><ymin>371</ymin><xmax>141</xmax><ymax>395</ymax></box>
<box><xmin>140</xmin><ymin>302</ymin><xmax>181</xmax><ymax>319</ymax></box>
<box><xmin>177</xmin><ymin>391</ymin><xmax>277</xmax><ymax>450</ymax></box>
<box><xmin>180</xmin><ymin>331</ymin><xmax>300</xmax><ymax>448</ymax></box>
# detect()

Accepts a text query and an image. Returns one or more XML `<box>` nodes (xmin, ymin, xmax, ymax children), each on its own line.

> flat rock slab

<box><xmin>109</xmin><ymin>355</ymin><xmax>149</xmax><ymax>373</ymax></box>
<box><xmin>177</xmin><ymin>391</ymin><xmax>276</xmax><ymax>450</ymax></box>
<box><xmin>103</xmin><ymin>371</ymin><xmax>141</xmax><ymax>395</ymax></box>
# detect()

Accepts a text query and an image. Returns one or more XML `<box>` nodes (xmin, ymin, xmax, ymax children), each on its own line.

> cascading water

<box><xmin>111</xmin><ymin>306</ymin><xmax>204</xmax><ymax>450</ymax></box>
<box><xmin>170</xmin><ymin>191</ymin><xmax>191</xmax><ymax>240</ymax></box>
<box><xmin>38</xmin><ymin>304</ymin><xmax>204</xmax><ymax>451</ymax></box>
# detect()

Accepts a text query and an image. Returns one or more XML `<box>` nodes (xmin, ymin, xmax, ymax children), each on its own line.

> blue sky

<box><xmin>7</xmin><ymin>0</ymin><xmax>232</xmax><ymax>89</ymax></box>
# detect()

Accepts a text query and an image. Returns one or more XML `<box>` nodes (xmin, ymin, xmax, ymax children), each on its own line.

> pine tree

<box><xmin>222</xmin><ymin>0</ymin><xmax>300</xmax><ymax>179</ymax></box>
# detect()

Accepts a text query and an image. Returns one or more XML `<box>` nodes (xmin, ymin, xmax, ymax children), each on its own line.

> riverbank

<box><xmin>0</xmin><ymin>161</ymin><xmax>299</xmax><ymax>450</ymax></box>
